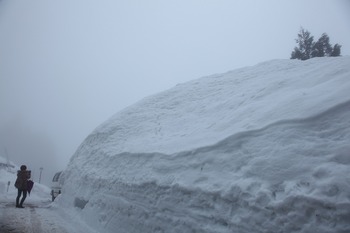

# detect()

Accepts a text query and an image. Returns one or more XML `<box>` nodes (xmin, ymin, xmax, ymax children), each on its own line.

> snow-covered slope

<box><xmin>59</xmin><ymin>57</ymin><xmax>350</xmax><ymax>233</ymax></box>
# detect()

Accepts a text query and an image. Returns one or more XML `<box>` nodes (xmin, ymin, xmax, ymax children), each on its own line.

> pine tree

<box><xmin>291</xmin><ymin>28</ymin><xmax>342</xmax><ymax>60</ymax></box>
<box><xmin>331</xmin><ymin>44</ymin><xmax>342</xmax><ymax>57</ymax></box>
<box><xmin>311</xmin><ymin>33</ymin><xmax>332</xmax><ymax>57</ymax></box>
<box><xmin>290</xmin><ymin>28</ymin><xmax>314</xmax><ymax>60</ymax></box>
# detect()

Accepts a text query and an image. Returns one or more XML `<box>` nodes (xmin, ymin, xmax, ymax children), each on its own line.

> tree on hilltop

<box><xmin>311</xmin><ymin>33</ymin><xmax>332</xmax><ymax>57</ymax></box>
<box><xmin>331</xmin><ymin>44</ymin><xmax>342</xmax><ymax>57</ymax></box>
<box><xmin>291</xmin><ymin>28</ymin><xmax>314</xmax><ymax>60</ymax></box>
<box><xmin>290</xmin><ymin>28</ymin><xmax>341</xmax><ymax>60</ymax></box>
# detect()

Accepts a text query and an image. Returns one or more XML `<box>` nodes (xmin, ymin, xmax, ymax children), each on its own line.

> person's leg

<box><xmin>19</xmin><ymin>190</ymin><xmax>27</xmax><ymax>207</ymax></box>
<box><xmin>16</xmin><ymin>189</ymin><xmax>22</xmax><ymax>207</ymax></box>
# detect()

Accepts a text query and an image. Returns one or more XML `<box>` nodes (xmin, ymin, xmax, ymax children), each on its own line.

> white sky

<box><xmin>0</xmin><ymin>0</ymin><xmax>349</xmax><ymax>171</ymax></box>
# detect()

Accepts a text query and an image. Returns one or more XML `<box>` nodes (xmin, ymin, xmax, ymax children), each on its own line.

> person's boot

<box><xmin>19</xmin><ymin>199</ymin><xmax>25</xmax><ymax>208</ymax></box>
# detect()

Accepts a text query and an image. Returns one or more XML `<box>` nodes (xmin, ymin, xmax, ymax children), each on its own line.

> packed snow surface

<box><xmin>60</xmin><ymin>57</ymin><xmax>350</xmax><ymax>233</ymax></box>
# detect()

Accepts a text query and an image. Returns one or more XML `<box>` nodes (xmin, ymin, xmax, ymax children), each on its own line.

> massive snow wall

<box><xmin>59</xmin><ymin>57</ymin><xmax>350</xmax><ymax>233</ymax></box>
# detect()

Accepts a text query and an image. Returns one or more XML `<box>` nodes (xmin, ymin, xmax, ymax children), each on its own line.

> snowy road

<box><xmin>0</xmin><ymin>200</ymin><xmax>97</xmax><ymax>233</ymax></box>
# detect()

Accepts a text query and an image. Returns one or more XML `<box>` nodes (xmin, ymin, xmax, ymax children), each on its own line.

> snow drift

<box><xmin>59</xmin><ymin>57</ymin><xmax>350</xmax><ymax>233</ymax></box>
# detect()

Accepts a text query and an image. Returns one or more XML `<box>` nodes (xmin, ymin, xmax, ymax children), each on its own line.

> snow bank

<box><xmin>59</xmin><ymin>57</ymin><xmax>350</xmax><ymax>233</ymax></box>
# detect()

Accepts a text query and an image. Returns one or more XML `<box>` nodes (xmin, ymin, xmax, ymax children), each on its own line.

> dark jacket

<box><xmin>15</xmin><ymin>170</ymin><xmax>31</xmax><ymax>190</ymax></box>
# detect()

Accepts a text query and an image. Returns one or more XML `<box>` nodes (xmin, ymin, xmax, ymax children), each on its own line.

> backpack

<box><xmin>14</xmin><ymin>180</ymin><xmax>19</xmax><ymax>189</ymax></box>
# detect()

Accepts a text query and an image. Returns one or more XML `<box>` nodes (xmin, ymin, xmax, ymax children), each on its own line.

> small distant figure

<box><xmin>15</xmin><ymin>165</ymin><xmax>31</xmax><ymax>208</ymax></box>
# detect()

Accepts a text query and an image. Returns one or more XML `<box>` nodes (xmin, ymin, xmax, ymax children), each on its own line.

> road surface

<box><xmin>0</xmin><ymin>200</ymin><xmax>96</xmax><ymax>233</ymax></box>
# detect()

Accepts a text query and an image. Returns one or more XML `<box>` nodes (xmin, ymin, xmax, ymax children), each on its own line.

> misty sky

<box><xmin>1</xmin><ymin>0</ymin><xmax>349</xmax><ymax>183</ymax></box>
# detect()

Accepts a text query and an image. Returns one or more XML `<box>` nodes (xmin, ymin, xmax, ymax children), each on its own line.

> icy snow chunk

<box><xmin>74</xmin><ymin>197</ymin><xmax>89</xmax><ymax>209</ymax></box>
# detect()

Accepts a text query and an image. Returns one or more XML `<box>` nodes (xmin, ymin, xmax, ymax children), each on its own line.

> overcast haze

<box><xmin>1</xmin><ymin>0</ymin><xmax>349</xmax><ymax>183</ymax></box>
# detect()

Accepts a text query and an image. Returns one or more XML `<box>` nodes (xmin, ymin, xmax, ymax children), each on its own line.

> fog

<box><xmin>0</xmin><ymin>119</ymin><xmax>57</xmax><ymax>185</ymax></box>
<box><xmin>1</xmin><ymin>0</ymin><xmax>349</xmax><ymax>185</ymax></box>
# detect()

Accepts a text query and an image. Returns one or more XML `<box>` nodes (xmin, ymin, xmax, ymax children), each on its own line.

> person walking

<box><xmin>15</xmin><ymin>165</ymin><xmax>31</xmax><ymax>208</ymax></box>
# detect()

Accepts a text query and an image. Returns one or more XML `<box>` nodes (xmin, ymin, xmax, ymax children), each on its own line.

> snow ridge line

<box><xmin>187</xmin><ymin>98</ymin><xmax>350</xmax><ymax>156</ymax></box>
<box><xmin>105</xmin><ymin>98</ymin><xmax>350</xmax><ymax>159</ymax></box>
<box><xmin>79</xmin><ymin>97</ymin><xmax>350</xmax><ymax>187</ymax></box>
